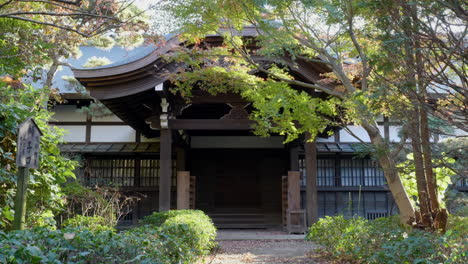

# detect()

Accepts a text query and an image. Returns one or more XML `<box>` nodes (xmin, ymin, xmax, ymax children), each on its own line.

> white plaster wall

<box><xmin>91</xmin><ymin>126</ymin><xmax>136</xmax><ymax>142</ymax></box>
<box><xmin>53</xmin><ymin>125</ymin><xmax>86</xmax><ymax>142</ymax></box>
<box><xmin>388</xmin><ymin>126</ymin><xmax>402</xmax><ymax>142</ymax></box>
<box><xmin>93</xmin><ymin>114</ymin><xmax>123</xmax><ymax>122</ymax></box>
<box><xmin>339</xmin><ymin>125</ymin><xmax>384</xmax><ymax>142</ymax></box>
<box><xmin>52</xmin><ymin>105</ymin><xmax>87</xmax><ymax>122</ymax></box>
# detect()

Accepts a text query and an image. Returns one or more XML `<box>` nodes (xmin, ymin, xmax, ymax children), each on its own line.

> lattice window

<box><xmin>363</xmin><ymin>159</ymin><xmax>385</xmax><ymax>186</ymax></box>
<box><xmin>85</xmin><ymin>157</ymin><xmax>175</xmax><ymax>187</ymax></box>
<box><xmin>318</xmin><ymin>159</ymin><xmax>335</xmax><ymax>186</ymax></box>
<box><xmin>299</xmin><ymin>155</ymin><xmax>386</xmax><ymax>187</ymax></box>
<box><xmin>341</xmin><ymin>159</ymin><xmax>363</xmax><ymax>186</ymax></box>
<box><xmin>140</xmin><ymin>159</ymin><xmax>159</xmax><ymax>187</ymax></box>
<box><xmin>317</xmin><ymin>191</ymin><xmax>393</xmax><ymax>219</ymax></box>
<box><xmin>366</xmin><ymin>211</ymin><xmax>388</xmax><ymax>220</ymax></box>
<box><xmin>341</xmin><ymin>159</ymin><xmax>385</xmax><ymax>186</ymax></box>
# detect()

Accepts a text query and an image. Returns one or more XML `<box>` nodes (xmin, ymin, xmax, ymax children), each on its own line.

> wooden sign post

<box><xmin>13</xmin><ymin>117</ymin><xmax>42</xmax><ymax>230</ymax></box>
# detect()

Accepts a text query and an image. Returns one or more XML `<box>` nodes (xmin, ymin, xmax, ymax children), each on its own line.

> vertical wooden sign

<box><xmin>13</xmin><ymin>117</ymin><xmax>42</xmax><ymax>230</ymax></box>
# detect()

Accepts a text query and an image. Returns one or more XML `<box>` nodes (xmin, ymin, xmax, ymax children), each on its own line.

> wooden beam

<box><xmin>177</xmin><ymin>171</ymin><xmax>191</xmax><ymax>209</ymax></box>
<box><xmin>169</xmin><ymin>119</ymin><xmax>255</xmax><ymax>130</ymax></box>
<box><xmin>305</xmin><ymin>134</ymin><xmax>319</xmax><ymax>225</ymax></box>
<box><xmin>159</xmin><ymin>129</ymin><xmax>172</xmax><ymax>211</ymax></box>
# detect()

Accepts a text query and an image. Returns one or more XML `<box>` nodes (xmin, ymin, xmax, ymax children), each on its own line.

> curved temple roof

<box><xmin>71</xmin><ymin>27</ymin><xmax>333</xmax><ymax>137</ymax></box>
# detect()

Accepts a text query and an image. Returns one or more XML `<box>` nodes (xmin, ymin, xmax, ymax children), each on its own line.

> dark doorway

<box><xmin>190</xmin><ymin>148</ymin><xmax>286</xmax><ymax>228</ymax></box>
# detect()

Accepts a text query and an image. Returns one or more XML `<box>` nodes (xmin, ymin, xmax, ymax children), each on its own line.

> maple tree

<box><xmin>155</xmin><ymin>0</ymin><xmax>467</xmax><ymax>230</ymax></box>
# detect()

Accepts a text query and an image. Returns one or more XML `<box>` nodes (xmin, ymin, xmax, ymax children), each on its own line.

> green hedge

<box><xmin>306</xmin><ymin>215</ymin><xmax>467</xmax><ymax>263</ymax></box>
<box><xmin>141</xmin><ymin>209</ymin><xmax>197</xmax><ymax>226</ymax></box>
<box><xmin>0</xmin><ymin>210</ymin><xmax>217</xmax><ymax>264</ymax></box>
<box><xmin>141</xmin><ymin>209</ymin><xmax>217</xmax><ymax>263</ymax></box>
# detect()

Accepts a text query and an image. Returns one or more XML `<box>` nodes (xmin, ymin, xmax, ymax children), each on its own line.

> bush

<box><xmin>0</xmin><ymin>210</ymin><xmax>217</xmax><ymax>264</ymax></box>
<box><xmin>62</xmin><ymin>215</ymin><xmax>115</xmax><ymax>232</ymax></box>
<box><xmin>306</xmin><ymin>215</ymin><xmax>467</xmax><ymax>263</ymax></box>
<box><xmin>142</xmin><ymin>210</ymin><xmax>217</xmax><ymax>264</ymax></box>
<box><xmin>141</xmin><ymin>209</ymin><xmax>196</xmax><ymax>226</ymax></box>
<box><xmin>61</xmin><ymin>182</ymin><xmax>140</xmax><ymax>227</ymax></box>
<box><xmin>0</xmin><ymin>227</ymin><xmax>154</xmax><ymax>264</ymax></box>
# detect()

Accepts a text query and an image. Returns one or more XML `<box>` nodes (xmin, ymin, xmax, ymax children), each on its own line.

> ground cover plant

<box><xmin>0</xmin><ymin>210</ymin><xmax>217</xmax><ymax>264</ymax></box>
<box><xmin>306</xmin><ymin>215</ymin><xmax>467</xmax><ymax>263</ymax></box>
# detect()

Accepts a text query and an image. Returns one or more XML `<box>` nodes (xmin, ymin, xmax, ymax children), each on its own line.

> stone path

<box><xmin>201</xmin><ymin>239</ymin><xmax>328</xmax><ymax>264</ymax></box>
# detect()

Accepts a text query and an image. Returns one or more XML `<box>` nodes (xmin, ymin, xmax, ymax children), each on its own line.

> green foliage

<box><xmin>0</xmin><ymin>85</ymin><xmax>77</xmax><ymax>229</ymax></box>
<box><xmin>398</xmin><ymin>154</ymin><xmax>455</xmax><ymax>208</ymax></box>
<box><xmin>82</xmin><ymin>56</ymin><xmax>112</xmax><ymax>69</ymax></box>
<box><xmin>62</xmin><ymin>215</ymin><xmax>115</xmax><ymax>232</ymax></box>
<box><xmin>158</xmin><ymin>211</ymin><xmax>217</xmax><ymax>263</ymax></box>
<box><xmin>0</xmin><ymin>227</ymin><xmax>156</xmax><ymax>264</ymax></box>
<box><xmin>0</xmin><ymin>210</ymin><xmax>217</xmax><ymax>264</ymax></box>
<box><xmin>166</xmin><ymin>46</ymin><xmax>341</xmax><ymax>142</ymax></box>
<box><xmin>61</xmin><ymin>182</ymin><xmax>140</xmax><ymax>227</ymax></box>
<box><xmin>307</xmin><ymin>215</ymin><xmax>467</xmax><ymax>263</ymax></box>
<box><xmin>141</xmin><ymin>210</ymin><xmax>217</xmax><ymax>263</ymax></box>
<box><xmin>141</xmin><ymin>209</ymin><xmax>195</xmax><ymax>226</ymax></box>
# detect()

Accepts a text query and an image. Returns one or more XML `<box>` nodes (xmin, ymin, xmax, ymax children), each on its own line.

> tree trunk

<box><xmin>420</xmin><ymin>108</ymin><xmax>439</xmax><ymax>209</ymax></box>
<box><xmin>408</xmin><ymin>112</ymin><xmax>433</xmax><ymax>228</ymax></box>
<box><xmin>361</xmin><ymin>122</ymin><xmax>415</xmax><ymax>224</ymax></box>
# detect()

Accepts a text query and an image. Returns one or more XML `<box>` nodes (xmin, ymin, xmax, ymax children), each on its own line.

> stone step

<box><xmin>215</xmin><ymin>223</ymin><xmax>268</xmax><ymax>229</ymax></box>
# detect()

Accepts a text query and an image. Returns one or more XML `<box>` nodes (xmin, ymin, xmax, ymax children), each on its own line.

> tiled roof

<box><xmin>60</xmin><ymin>143</ymin><xmax>159</xmax><ymax>153</ymax></box>
<box><xmin>60</xmin><ymin>142</ymin><xmax>354</xmax><ymax>153</ymax></box>
<box><xmin>316</xmin><ymin>143</ymin><xmax>355</xmax><ymax>152</ymax></box>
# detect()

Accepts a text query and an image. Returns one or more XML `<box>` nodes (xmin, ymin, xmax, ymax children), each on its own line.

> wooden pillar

<box><xmin>159</xmin><ymin>129</ymin><xmax>172</xmax><ymax>211</ymax></box>
<box><xmin>177</xmin><ymin>171</ymin><xmax>190</xmax><ymax>209</ymax></box>
<box><xmin>288</xmin><ymin>171</ymin><xmax>301</xmax><ymax>211</ymax></box>
<box><xmin>290</xmin><ymin>146</ymin><xmax>299</xmax><ymax>171</ymax></box>
<box><xmin>305</xmin><ymin>135</ymin><xmax>318</xmax><ymax>225</ymax></box>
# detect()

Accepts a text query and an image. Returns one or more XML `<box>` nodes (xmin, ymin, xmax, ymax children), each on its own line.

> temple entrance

<box><xmin>190</xmin><ymin>148</ymin><xmax>286</xmax><ymax>228</ymax></box>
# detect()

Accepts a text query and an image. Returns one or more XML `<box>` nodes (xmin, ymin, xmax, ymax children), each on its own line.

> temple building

<box><xmin>49</xmin><ymin>28</ymin><xmax>465</xmax><ymax>229</ymax></box>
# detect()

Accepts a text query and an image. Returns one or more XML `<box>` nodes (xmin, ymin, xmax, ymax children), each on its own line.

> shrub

<box><xmin>142</xmin><ymin>210</ymin><xmax>217</xmax><ymax>264</ymax></box>
<box><xmin>447</xmin><ymin>215</ymin><xmax>468</xmax><ymax>238</ymax></box>
<box><xmin>0</xmin><ymin>227</ymin><xmax>150</xmax><ymax>264</ymax></box>
<box><xmin>0</xmin><ymin>210</ymin><xmax>217</xmax><ymax>264</ymax></box>
<box><xmin>61</xmin><ymin>182</ymin><xmax>141</xmax><ymax>227</ymax></box>
<box><xmin>306</xmin><ymin>215</ymin><xmax>467</xmax><ymax>263</ymax></box>
<box><xmin>62</xmin><ymin>215</ymin><xmax>115</xmax><ymax>232</ymax></box>
<box><xmin>141</xmin><ymin>209</ymin><xmax>195</xmax><ymax>226</ymax></box>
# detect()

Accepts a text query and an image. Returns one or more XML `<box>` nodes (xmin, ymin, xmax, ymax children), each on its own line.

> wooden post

<box><xmin>159</xmin><ymin>129</ymin><xmax>172</xmax><ymax>211</ymax></box>
<box><xmin>13</xmin><ymin>167</ymin><xmax>29</xmax><ymax>230</ymax></box>
<box><xmin>290</xmin><ymin>146</ymin><xmax>299</xmax><ymax>171</ymax></box>
<box><xmin>305</xmin><ymin>135</ymin><xmax>319</xmax><ymax>225</ymax></box>
<box><xmin>13</xmin><ymin>117</ymin><xmax>42</xmax><ymax>230</ymax></box>
<box><xmin>177</xmin><ymin>171</ymin><xmax>190</xmax><ymax>209</ymax></box>
<box><xmin>281</xmin><ymin>176</ymin><xmax>288</xmax><ymax>227</ymax></box>
<box><xmin>287</xmin><ymin>171</ymin><xmax>305</xmax><ymax>233</ymax></box>
<box><xmin>288</xmin><ymin>171</ymin><xmax>301</xmax><ymax>211</ymax></box>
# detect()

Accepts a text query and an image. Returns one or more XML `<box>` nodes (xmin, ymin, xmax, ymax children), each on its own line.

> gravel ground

<box><xmin>200</xmin><ymin>240</ymin><xmax>330</xmax><ymax>264</ymax></box>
